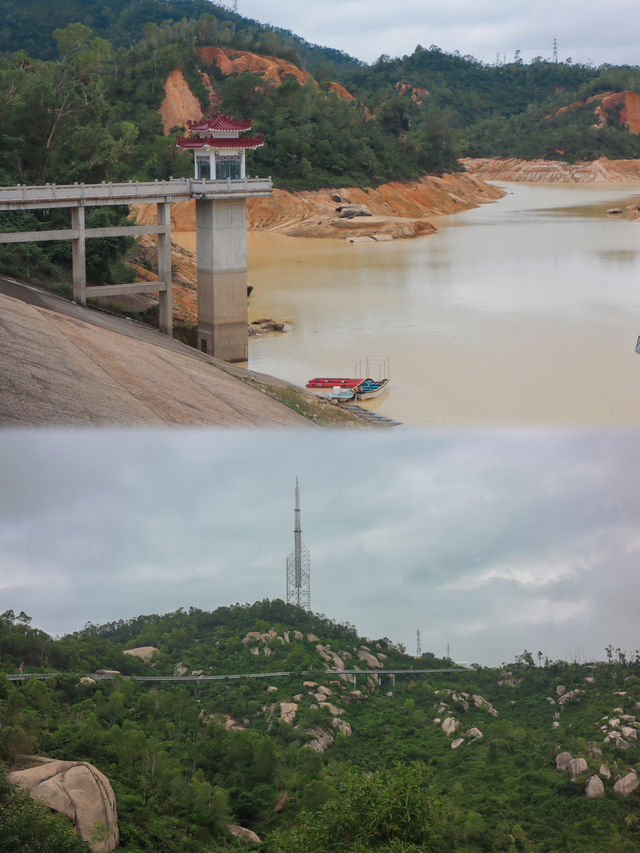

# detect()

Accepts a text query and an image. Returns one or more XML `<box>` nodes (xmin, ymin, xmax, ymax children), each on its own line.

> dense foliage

<box><xmin>0</xmin><ymin>3</ymin><xmax>638</xmax><ymax>287</ymax></box>
<box><xmin>1</xmin><ymin>603</ymin><xmax>639</xmax><ymax>851</ymax></box>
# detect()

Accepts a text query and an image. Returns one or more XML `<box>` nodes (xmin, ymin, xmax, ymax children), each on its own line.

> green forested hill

<box><xmin>1</xmin><ymin>603</ymin><xmax>639</xmax><ymax>851</ymax></box>
<box><xmin>0</xmin><ymin>4</ymin><xmax>638</xmax><ymax>288</ymax></box>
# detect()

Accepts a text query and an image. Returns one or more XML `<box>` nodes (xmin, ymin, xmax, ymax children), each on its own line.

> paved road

<box><xmin>0</xmin><ymin>276</ymin><xmax>313</xmax><ymax>427</ymax></box>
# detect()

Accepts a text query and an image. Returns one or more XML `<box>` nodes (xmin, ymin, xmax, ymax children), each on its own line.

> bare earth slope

<box><xmin>133</xmin><ymin>173</ymin><xmax>504</xmax><ymax>241</ymax></box>
<box><xmin>461</xmin><ymin>156</ymin><xmax>639</xmax><ymax>183</ymax></box>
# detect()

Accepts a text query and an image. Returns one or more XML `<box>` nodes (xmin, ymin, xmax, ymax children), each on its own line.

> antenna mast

<box><xmin>416</xmin><ymin>630</ymin><xmax>422</xmax><ymax>657</ymax></box>
<box><xmin>553</xmin><ymin>38</ymin><xmax>558</xmax><ymax>63</ymax></box>
<box><xmin>286</xmin><ymin>478</ymin><xmax>311</xmax><ymax>610</ymax></box>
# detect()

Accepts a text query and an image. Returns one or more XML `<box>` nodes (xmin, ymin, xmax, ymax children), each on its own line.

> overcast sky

<box><xmin>232</xmin><ymin>0</ymin><xmax>639</xmax><ymax>68</ymax></box>
<box><xmin>1</xmin><ymin>428</ymin><xmax>637</xmax><ymax>666</ymax></box>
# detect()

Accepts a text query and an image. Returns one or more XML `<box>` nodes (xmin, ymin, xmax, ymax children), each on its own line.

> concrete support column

<box><xmin>71</xmin><ymin>205</ymin><xmax>86</xmax><ymax>305</ymax></box>
<box><xmin>157</xmin><ymin>201</ymin><xmax>173</xmax><ymax>336</ymax></box>
<box><xmin>196</xmin><ymin>197</ymin><xmax>248</xmax><ymax>362</ymax></box>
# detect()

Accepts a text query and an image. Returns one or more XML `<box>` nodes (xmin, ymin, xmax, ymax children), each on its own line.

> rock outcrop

<box><xmin>8</xmin><ymin>758</ymin><xmax>118</xmax><ymax>852</ymax></box>
<box><xmin>613</xmin><ymin>772</ymin><xmax>639</xmax><ymax>797</ymax></box>
<box><xmin>122</xmin><ymin>645</ymin><xmax>158</xmax><ymax>662</ymax></box>
<box><xmin>228</xmin><ymin>823</ymin><xmax>262</xmax><ymax>843</ymax></box>
<box><xmin>584</xmin><ymin>775</ymin><xmax>605</xmax><ymax>799</ymax></box>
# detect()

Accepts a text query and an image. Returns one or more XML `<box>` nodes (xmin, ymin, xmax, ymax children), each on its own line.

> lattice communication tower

<box><xmin>286</xmin><ymin>478</ymin><xmax>311</xmax><ymax>610</ymax></box>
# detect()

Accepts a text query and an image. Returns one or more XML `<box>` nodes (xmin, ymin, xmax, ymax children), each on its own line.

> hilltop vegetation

<box><xmin>1</xmin><ymin>603</ymin><xmax>639</xmax><ymax>851</ymax></box>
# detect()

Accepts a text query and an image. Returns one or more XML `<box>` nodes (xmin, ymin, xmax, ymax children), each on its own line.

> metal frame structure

<box><xmin>286</xmin><ymin>477</ymin><xmax>311</xmax><ymax>611</ymax></box>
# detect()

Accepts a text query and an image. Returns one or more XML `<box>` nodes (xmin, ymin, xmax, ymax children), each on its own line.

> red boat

<box><xmin>306</xmin><ymin>377</ymin><xmax>364</xmax><ymax>390</ymax></box>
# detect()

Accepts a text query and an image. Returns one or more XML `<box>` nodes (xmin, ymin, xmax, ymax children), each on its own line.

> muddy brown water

<box><xmin>175</xmin><ymin>182</ymin><xmax>640</xmax><ymax>426</ymax></box>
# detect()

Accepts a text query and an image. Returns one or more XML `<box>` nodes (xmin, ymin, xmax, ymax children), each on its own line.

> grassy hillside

<box><xmin>1</xmin><ymin>604</ymin><xmax>639</xmax><ymax>851</ymax></box>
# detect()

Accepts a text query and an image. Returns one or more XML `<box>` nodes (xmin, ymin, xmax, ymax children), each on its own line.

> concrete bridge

<box><xmin>0</xmin><ymin>176</ymin><xmax>272</xmax><ymax>362</ymax></box>
<box><xmin>7</xmin><ymin>667</ymin><xmax>466</xmax><ymax>685</ymax></box>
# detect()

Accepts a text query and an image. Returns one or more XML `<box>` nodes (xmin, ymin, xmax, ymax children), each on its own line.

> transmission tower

<box><xmin>553</xmin><ymin>38</ymin><xmax>558</xmax><ymax>63</ymax></box>
<box><xmin>416</xmin><ymin>630</ymin><xmax>422</xmax><ymax>657</ymax></box>
<box><xmin>286</xmin><ymin>478</ymin><xmax>311</xmax><ymax>610</ymax></box>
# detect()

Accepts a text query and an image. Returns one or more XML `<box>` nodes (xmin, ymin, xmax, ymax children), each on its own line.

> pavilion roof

<box><xmin>187</xmin><ymin>113</ymin><xmax>253</xmax><ymax>132</ymax></box>
<box><xmin>176</xmin><ymin>135</ymin><xmax>264</xmax><ymax>150</ymax></box>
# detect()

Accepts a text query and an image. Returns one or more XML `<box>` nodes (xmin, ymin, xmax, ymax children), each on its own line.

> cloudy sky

<box><xmin>1</xmin><ymin>428</ymin><xmax>637</xmax><ymax>666</ymax></box>
<box><xmin>234</xmin><ymin>0</ymin><xmax>639</xmax><ymax>67</ymax></box>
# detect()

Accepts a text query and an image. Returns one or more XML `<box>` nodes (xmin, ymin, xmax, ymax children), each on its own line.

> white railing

<box><xmin>0</xmin><ymin>177</ymin><xmax>272</xmax><ymax>208</ymax></box>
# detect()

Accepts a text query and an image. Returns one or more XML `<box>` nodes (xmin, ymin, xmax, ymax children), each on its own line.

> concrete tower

<box><xmin>286</xmin><ymin>478</ymin><xmax>311</xmax><ymax>610</ymax></box>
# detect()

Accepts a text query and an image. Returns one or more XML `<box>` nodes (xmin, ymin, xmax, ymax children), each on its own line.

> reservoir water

<box><xmin>183</xmin><ymin>182</ymin><xmax>640</xmax><ymax>426</ymax></box>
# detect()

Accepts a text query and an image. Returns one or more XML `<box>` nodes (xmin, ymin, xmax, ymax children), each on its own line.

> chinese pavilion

<box><xmin>177</xmin><ymin>113</ymin><xmax>264</xmax><ymax>181</ymax></box>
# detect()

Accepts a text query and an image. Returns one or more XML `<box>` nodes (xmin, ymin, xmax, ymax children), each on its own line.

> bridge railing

<box><xmin>0</xmin><ymin>177</ymin><xmax>272</xmax><ymax>209</ymax></box>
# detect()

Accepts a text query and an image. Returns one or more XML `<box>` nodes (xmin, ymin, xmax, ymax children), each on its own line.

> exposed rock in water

<box><xmin>585</xmin><ymin>775</ymin><xmax>605</xmax><ymax>799</ymax></box>
<box><xmin>613</xmin><ymin>772</ymin><xmax>639</xmax><ymax>797</ymax></box>
<box><xmin>8</xmin><ymin>757</ymin><xmax>118</xmax><ymax>852</ymax></box>
<box><xmin>336</xmin><ymin>203</ymin><xmax>373</xmax><ymax>219</ymax></box>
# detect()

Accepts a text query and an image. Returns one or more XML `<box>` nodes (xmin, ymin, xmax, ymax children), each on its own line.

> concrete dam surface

<box><xmin>0</xmin><ymin>280</ymin><xmax>312</xmax><ymax>428</ymax></box>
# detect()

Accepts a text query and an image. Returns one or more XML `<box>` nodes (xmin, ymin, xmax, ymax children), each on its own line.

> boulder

<box><xmin>122</xmin><ymin>646</ymin><xmax>158</xmax><ymax>662</ymax></box>
<box><xmin>266</xmin><ymin>686</ymin><xmax>278</xmax><ymax>694</ymax></box>
<box><xmin>620</xmin><ymin>726</ymin><xmax>637</xmax><ymax>740</ymax></box>
<box><xmin>600</xmin><ymin>764</ymin><xmax>611</xmax><ymax>779</ymax></box>
<box><xmin>451</xmin><ymin>738</ymin><xmax>464</xmax><ymax>750</ymax></box>
<box><xmin>357</xmin><ymin>649</ymin><xmax>383</xmax><ymax>669</ymax></box>
<box><xmin>8</xmin><ymin>758</ymin><xmax>118</xmax><ymax>852</ymax></box>
<box><xmin>78</xmin><ymin>677</ymin><xmax>96</xmax><ymax>686</ymax></box>
<box><xmin>303</xmin><ymin>681</ymin><xmax>318</xmax><ymax>689</ymax></box>
<box><xmin>336</xmin><ymin>203</ymin><xmax>373</xmax><ymax>218</ymax></box>
<box><xmin>472</xmin><ymin>695</ymin><xmax>499</xmax><ymax>717</ymax></box>
<box><xmin>556</xmin><ymin>751</ymin><xmax>573</xmax><ymax>771</ymax></box>
<box><xmin>305</xmin><ymin>727</ymin><xmax>334</xmax><ymax>753</ymax></box>
<box><xmin>552</xmin><ymin>721</ymin><xmax>560</xmax><ymax>729</ymax></box>
<box><xmin>228</xmin><ymin>824</ymin><xmax>261</xmax><ymax>843</ymax></box>
<box><xmin>332</xmin><ymin>718</ymin><xmax>352</xmax><ymax>736</ymax></box>
<box><xmin>173</xmin><ymin>663</ymin><xmax>188</xmax><ymax>676</ymax></box>
<box><xmin>294</xmin><ymin>630</ymin><xmax>304</xmax><ymax>640</ymax></box>
<box><xmin>441</xmin><ymin>717</ymin><xmax>459</xmax><ymax>736</ymax></box>
<box><xmin>556</xmin><ymin>685</ymin><xmax>566</xmax><ymax>696</ymax></box>
<box><xmin>569</xmin><ymin>758</ymin><xmax>589</xmax><ymax>779</ymax></box>
<box><xmin>613</xmin><ymin>772</ymin><xmax>639</xmax><ymax>797</ymax></box>
<box><xmin>317</xmin><ymin>685</ymin><xmax>332</xmax><ymax>696</ymax></box>
<box><xmin>584</xmin><ymin>775</ymin><xmax>605</xmax><ymax>799</ymax></box>
<box><xmin>279</xmin><ymin>702</ymin><xmax>298</xmax><ymax>724</ymax></box>
<box><xmin>466</xmin><ymin>727</ymin><xmax>483</xmax><ymax>740</ymax></box>
<box><xmin>615</xmin><ymin>737</ymin><xmax>630</xmax><ymax>750</ymax></box>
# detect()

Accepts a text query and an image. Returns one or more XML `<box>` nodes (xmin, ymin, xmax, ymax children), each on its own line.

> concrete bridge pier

<box><xmin>196</xmin><ymin>197</ymin><xmax>249</xmax><ymax>362</ymax></box>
